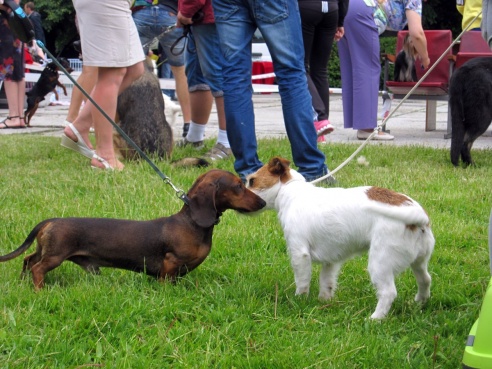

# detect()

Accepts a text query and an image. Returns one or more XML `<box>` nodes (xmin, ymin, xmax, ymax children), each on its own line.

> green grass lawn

<box><xmin>1</xmin><ymin>135</ymin><xmax>491</xmax><ymax>368</ymax></box>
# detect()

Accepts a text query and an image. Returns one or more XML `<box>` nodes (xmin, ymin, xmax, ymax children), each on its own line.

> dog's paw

<box><xmin>370</xmin><ymin>311</ymin><xmax>387</xmax><ymax>320</ymax></box>
<box><xmin>295</xmin><ymin>286</ymin><xmax>310</xmax><ymax>296</ymax></box>
<box><xmin>318</xmin><ymin>290</ymin><xmax>334</xmax><ymax>301</ymax></box>
<box><xmin>414</xmin><ymin>292</ymin><xmax>430</xmax><ymax>303</ymax></box>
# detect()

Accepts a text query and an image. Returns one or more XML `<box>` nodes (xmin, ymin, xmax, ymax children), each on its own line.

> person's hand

<box><xmin>420</xmin><ymin>55</ymin><xmax>431</xmax><ymax>69</ymax></box>
<box><xmin>176</xmin><ymin>11</ymin><xmax>192</xmax><ymax>28</ymax></box>
<box><xmin>334</xmin><ymin>27</ymin><xmax>344</xmax><ymax>41</ymax></box>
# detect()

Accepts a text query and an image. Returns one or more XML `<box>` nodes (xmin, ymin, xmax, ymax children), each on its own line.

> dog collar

<box><xmin>46</xmin><ymin>65</ymin><xmax>57</xmax><ymax>73</ymax></box>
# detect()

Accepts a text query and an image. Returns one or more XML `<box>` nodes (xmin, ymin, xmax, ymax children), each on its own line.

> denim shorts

<box><xmin>185</xmin><ymin>24</ymin><xmax>224</xmax><ymax>97</ymax></box>
<box><xmin>133</xmin><ymin>5</ymin><xmax>186</xmax><ymax>67</ymax></box>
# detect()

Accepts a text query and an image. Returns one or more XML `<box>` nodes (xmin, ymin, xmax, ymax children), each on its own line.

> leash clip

<box><xmin>176</xmin><ymin>190</ymin><xmax>190</xmax><ymax>206</ymax></box>
<box><xmin>163</xmin><ymin>178</ymin><xmax>189</xmax><ymax>205</ymax></box>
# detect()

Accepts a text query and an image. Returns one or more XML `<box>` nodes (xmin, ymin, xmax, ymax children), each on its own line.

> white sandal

<box><xmin>60</xmin><ymin>123</ymin><xmax>95</xmax><ymax>158</ymax></box>
<box><xmin>91</xmin><ymin>153</ymin><xmax>114</xmax><ymax>171</ymax></box>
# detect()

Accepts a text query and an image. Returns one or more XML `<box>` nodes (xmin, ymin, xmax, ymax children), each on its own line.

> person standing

<box><xmin>299</xmin><ymin>0</ymin><xmax>349</xmax><ymax>143</ymax></box>
<box><xmin>61</xmin><ymin>0</ymin><xmax>145</xmax><ymax>170</ymax></box>
<box><xmin>457</xmin><ymin>0</ymin><xmax>482</xmax><ymax>31</ymax></box>
<box><xmin>132</xmin><ymin>0</ymin><xmax>192</xmax><ymax>138</ymax></box>
<box><xmin>212</xmin><ymin>0</ymin><xmax>332</xmax><ymax>182</ymax></box>
<box><xmin>24</xmin><ymin>2</ymin><xmax>46</xmax><ymax>46</ymax></box>
<box><xmin>338</xmin><ymin>0</ymin><xmax>430</xmax><ymax>140</ymax></box>
<box><xmin>0</xmin><ymin>0</ymin><xmax>27</xmax><ymax>129</ymax></box>
<box><xmin>176</xmin><ymin>0</ymin><xmax>232</xmax><ymax>161</ymax></box>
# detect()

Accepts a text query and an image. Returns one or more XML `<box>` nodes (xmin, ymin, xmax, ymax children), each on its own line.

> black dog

<box><xmin>24</xmin><ymin>59</ymin><xmax>73</xmax><ymax>126</ymax></box>
<box><xmin>449</xmin><ymin>57</ymin><xmax>492</xmax><ymax>166</ymax></box>
<box><xmin>394</xmin><ymin>34</ymin><xmax>418</xmax><ymax>82</ymax></box>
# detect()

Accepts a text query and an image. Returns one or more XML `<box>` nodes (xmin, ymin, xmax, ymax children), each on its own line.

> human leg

<box><xmin>190</xmin><ymin>24</ymin><xmax>231</xmax><ymax>158</ymax></box>
<box><xmin>213</xmin><ymin>0</ymin><xmax>262</xmax><ymax>180</ymax></box>
<box><xmin>255</xmin><ymin>0</ymin><xmax>328</xmax><ymax>180</ymax></box>
<box><xmin>1</xmin><ymin>29</ymin><xmax>26</xmax><ymax>129</ymax></box>
<box><xmin>310</xmin><ymin>11</ymin><xmax>338</xmax><ymax>121</ymax></box>
<box><xmin>178</xmin><ymin>90</ymin><xmax>212</xmax><ymax>148</ymax></box>
<box><xmin>89</xmin><ymin>67</ymin><xmax>128</xmax><ymax>170</ymax></box>
<box><xmin>299</xmin><ymin>2</ymin><xmax>329</xmax><ymax>123</ymax></box>
<box><xmin>65</xmin><ymin>65</ymin><xmax>97</xmax><ymax>124</ymax></box>
<box><xmin>151</xmin><ymin>4</ymin><xmax>191</xmax><ymax>135</ymax></box>
<box><xmin>2</xmin><ymin>80</ymin><xmax>25</xmax><ymax>128</ymax></box>
<box><xmin>178</xmin><ymin>34</ymin><xmax>212</xmax><ymax>147</ymax></box>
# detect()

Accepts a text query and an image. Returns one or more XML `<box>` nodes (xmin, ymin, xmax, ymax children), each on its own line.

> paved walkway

<box><xmin>1</xmin><ymin>92</ymin><xmax>491</xmax><ymax>150</ymax></box>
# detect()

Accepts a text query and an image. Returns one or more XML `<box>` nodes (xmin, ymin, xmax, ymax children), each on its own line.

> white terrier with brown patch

<box><xmin>246</xmin><ymin>157</ymin><xmax>435</xmax><ymax>319</ymax></box>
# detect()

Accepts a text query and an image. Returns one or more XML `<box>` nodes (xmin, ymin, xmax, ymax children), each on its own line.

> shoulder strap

<box><xmin>1</xmin><ymin>0</ymin><xmax>36</xmax><ymax>44</ymax></box>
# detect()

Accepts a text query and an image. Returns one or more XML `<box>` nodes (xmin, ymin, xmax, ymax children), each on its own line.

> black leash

<box><xmin>170</xmin><ymin>10</ymin><xmax>204</xmax><ymax>56</ymax></box>
<box><xmin>37</xmin><ymin>41</ymin><xmax>190</xmax><ymax>205</ymax></box>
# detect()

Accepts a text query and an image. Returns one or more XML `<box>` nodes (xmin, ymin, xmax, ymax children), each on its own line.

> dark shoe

<box><xmin>202</xmin><ymin>143</ymin><xmax>232</xmax><ymax>161</ymax></box>
<box><xmin>182</xmin><ymin>123</ymin><xmax>190</xmax><ymax>138</ymax></box>
<box><xmin>175</xmin><ymin>138</ymin><xmax>204</xmax><ymax>149</ymax></box>
<box><xmin>307</xmin><ymin>173</ymin><xmax>338</xmax><ymax>186</ymax></box>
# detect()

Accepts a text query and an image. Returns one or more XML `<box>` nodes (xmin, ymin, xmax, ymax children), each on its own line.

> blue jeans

<box><xmin>185</xmin><ymin>24</ymin><xmax>224</xmax><ymax>97</ymax></box>
<box><xmin>133</xmin><ymin>5</ymin><xmax>185</xmax><ymax>67</ymax></box>
<box><xmin>212</xmin><ymin>0</ymin><xmax>328</xmax><ymax>181</ymax></box>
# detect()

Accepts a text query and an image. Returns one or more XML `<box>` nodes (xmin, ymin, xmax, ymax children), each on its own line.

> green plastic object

<box><xmin>462</xmin><ymin>210</ymin><xmax>492</xmax><ymax>369</ymax></box>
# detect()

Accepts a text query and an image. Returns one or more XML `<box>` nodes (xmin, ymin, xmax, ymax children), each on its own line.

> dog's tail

<box><xmin>449</xmin><ymin>72</ymin><xmax>466</xmax><ymax>166</ymax></box>
<box><xmin>364</xmin><ymin>202</ymin><xmax>430</xmax><ymax>227</ymax></box>
<box><xmin>171</xmin><ymin>157</ymin><xmax>210</xmax><ymax>168</ymax></box>
<box><xmin>0</xmin><ymin>220</ymin><xmax>49</xmax><ymax>262</ymax></box>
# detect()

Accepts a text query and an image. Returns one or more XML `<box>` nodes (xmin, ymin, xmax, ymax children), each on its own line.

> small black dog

<box><xmin>394</xmin><ymin>34</ymin><xmax>418</xmax><ymax>82</ymax></box>
<box><xmin>449</xmin><ymin>57</ymin><xmax>492</xmax><ymax>166</ymax></box>
<box><xmin>24</xmin><ymin>59</ymin><xmax>73</xmax><ymax>126</ymax></box>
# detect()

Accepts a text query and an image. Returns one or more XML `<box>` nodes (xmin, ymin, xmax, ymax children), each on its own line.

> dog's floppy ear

<box><xmin>187</xmin><ymin>173</ymin><xmax>219</xmax><ymax>228</ymax></box>
<box><xmin>267</xmin><ymin>157</ymin><xmax>290</xmax><ymax>177</ymax></box>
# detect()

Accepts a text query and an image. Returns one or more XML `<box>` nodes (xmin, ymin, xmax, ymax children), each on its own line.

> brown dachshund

<box><xmin>0</xmin><ymin>170</ymin><xmax>266</xmax><ymax>289</ymax></box>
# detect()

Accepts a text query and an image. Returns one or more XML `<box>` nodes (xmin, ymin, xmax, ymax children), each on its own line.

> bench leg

<box><xmin>425</xmin><ymin>100</ymin><xmax>437</xmax><ymax>131</ymax></box>
<box><xmin>444</xmin><ymin>102</ymin><xmax>452</xmax><ymax>139</ymax></box>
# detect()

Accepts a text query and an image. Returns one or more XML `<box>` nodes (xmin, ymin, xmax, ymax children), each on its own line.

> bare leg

<box><xmin>190</xmin><ymin>90</ymin><xmax>213</xmax><ymax>124</ymax></box>
<box><xmin>170</xmin><ymin>65</ymin><xmax>191</xmax><ymax>124</ymax></box>
<box><xmin>214</xmin><ymin>95</ymin><xmax>226</xmax><ymax>131</ymax></box>
<box><xmin>65</xmin><ymin>65</ymin><xmax>98</xmax><ymax>124</ymax></box>
<box><xmin>2</xmin><ymin>80</ymin><xmax>25</xmax><ymax>127</ymax></box>
<box><xmin>64</xmin><ymin>62</ymin><xmax>144</xmax><ymax>169</ymax></box>
<box><xmin>91</xmin><ymin>63</ymin><xmax>144</xmax><ymax>169</ymax></box>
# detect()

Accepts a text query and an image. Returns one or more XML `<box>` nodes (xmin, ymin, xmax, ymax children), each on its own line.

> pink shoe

<box><xmin>314</xmin><ymin>120</ymin><xmax>334</xmax><ymax>136</ymax></box>
<box><xmin>317</xmin><ymin>135</ymin><xmax>326</xmax><ymax>144</ymax></box>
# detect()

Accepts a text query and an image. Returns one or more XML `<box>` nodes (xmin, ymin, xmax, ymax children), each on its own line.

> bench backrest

<box><xmin>455</xmin><ymin>31</ymin><xmax>492</xmax><ymax>69</ymax></box>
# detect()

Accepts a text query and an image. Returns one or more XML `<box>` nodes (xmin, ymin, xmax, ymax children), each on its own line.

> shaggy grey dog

<box><xmin>114</xmin><ymin>59</ymin><xmax>173</xmax><ymax>160</ymax></box>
